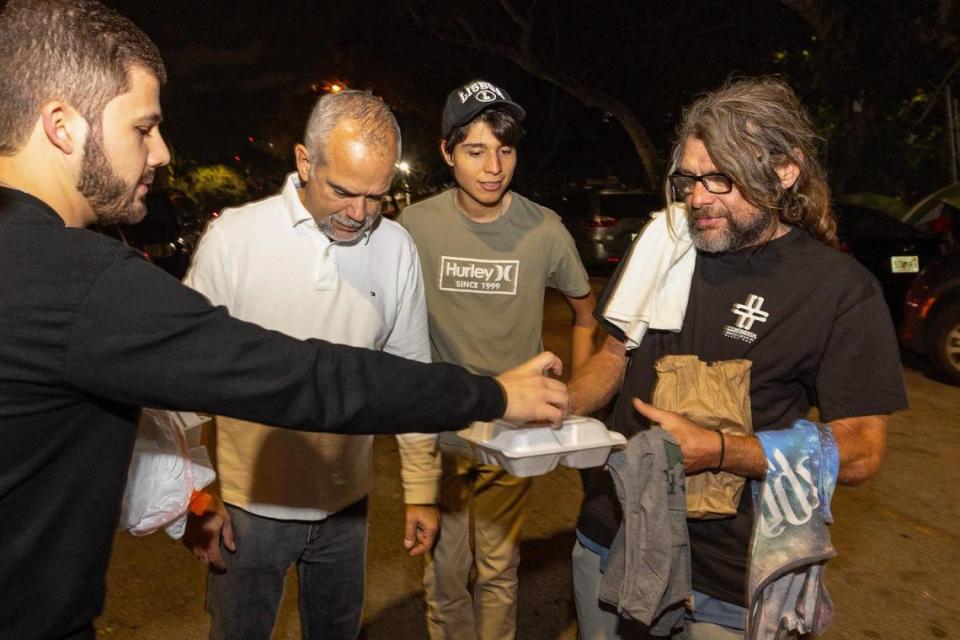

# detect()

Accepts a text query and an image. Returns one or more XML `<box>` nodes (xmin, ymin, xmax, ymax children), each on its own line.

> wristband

<box><xmin>711</xmin><ymin>430</ymin><xmax>725</xmax><ymax>474</ymax></box>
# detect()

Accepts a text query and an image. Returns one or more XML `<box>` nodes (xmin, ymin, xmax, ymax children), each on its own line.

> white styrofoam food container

<box><xmin>458</xmin><ymin>415</ymin><xmax>627</xmax><ymax>478</ymax></box>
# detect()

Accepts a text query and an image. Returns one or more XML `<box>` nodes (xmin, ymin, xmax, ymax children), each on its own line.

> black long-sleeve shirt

<box><xmin>0</xmin><ymin>188</ymin><xmax>505</xmax><ymax>639</ymax></box>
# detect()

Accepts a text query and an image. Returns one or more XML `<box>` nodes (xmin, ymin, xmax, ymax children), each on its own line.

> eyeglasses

<box><xmin>668</xmin><ymin>172</ymin><xmax>734</xmax><ymax>196</ymax></box>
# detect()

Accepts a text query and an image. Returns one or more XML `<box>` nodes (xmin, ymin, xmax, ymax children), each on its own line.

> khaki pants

<box><xmin>423</xmin><ymin>440</ymin><xmax>532</xmax><ymax>640</ymax></box>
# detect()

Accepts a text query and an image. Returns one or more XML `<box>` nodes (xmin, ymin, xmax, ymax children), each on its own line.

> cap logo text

<box><xmin>459</xmin><ymin>81</ymin><xmax>505</xmax><ymax>104</ymax></box>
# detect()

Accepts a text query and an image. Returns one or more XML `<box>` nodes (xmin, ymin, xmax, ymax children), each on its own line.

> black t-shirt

<box><xmin>577</xmin><ymin>227</ymin><xmax>908</xmax><ymax>606</ymax></box>
<box><xmin>0</xmin><ymin>188</ymin><xmax>505</xmax><ymax>640</ymax></box>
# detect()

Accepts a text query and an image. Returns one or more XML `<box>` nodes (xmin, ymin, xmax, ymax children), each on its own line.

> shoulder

<box><xmin>399</xmin><ymin>191</ymin><xmax>453</xmax><ymax>224</ymax></box>
<box><xmin>62</xmin><ymin>228</ymin><xmax>176</xmax><ymax>298</ymax></box>
<box><xmin>371</xmin><ymin>216</ymin><xmax>419</xmax><ymax>253</ymax></box>
<box><xmin>206</xmin><ymin>193</ymin><xmax>285</xmax><ymax>240</ymax></box>
<box><xmin>513</xmin><ymin>193</ymin><xmax>574</xmax><ymax>243</ymax></box>
<box><xmin>63</xmin><ymin>226</ymin><xmax>145</xmax><ymax>269</ymax></box>
<box><xmin>787</xmin><ymin>230</ymin><xmax>883</xmax><ymax>305</ymax></box>
<box><xmin>518</xmin><ymin>194</ymin><xmax>564</xmax><ymax>225</ymax></box>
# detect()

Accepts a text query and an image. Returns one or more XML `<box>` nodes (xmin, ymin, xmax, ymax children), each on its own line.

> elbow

<box><xmin>832</xmin><ymin>416</ymin><xmax>888</xmax><ymax>486</ymax></box>
<box><xmin>838</xmin><ymin>448</ymin><xmax>884</xmax><ymax>485</ymax></box>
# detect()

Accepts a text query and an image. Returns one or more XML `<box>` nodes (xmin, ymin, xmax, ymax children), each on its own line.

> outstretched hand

<box><xmin>496</xmin><ymin>351</ymin><xmax>569</xmax><ymax>425</ymax></box>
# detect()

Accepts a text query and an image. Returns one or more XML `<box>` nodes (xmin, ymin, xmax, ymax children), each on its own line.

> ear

<box><xmin>294</xmin><ymin>143</ymin><xmax>312</xmax><ymax>183</ymax></box>
<box><xmin>775</xmin><ymin>150</ymin><xmax>803</xmax><ymax>190</ymax></box>
<box><xmin>439</xmin><ymin>139</ymin><xmax>454</xmax><ymax>167</ymax></box>
<box><xmin>40</xmin><ymin>101</ymin><xmax>86</xmax><ymax>155</ymax></box>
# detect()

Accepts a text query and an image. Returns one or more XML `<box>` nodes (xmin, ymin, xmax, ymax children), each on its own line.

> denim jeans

<box><xmin>572</xmin><ymin>539</ymin><xmax>748</xmax><ymax>640</ymax></box>
<box><xmin>206</xmin><ymin>498</ymin><xmax>368</xmax><ymax>640</ymax></box>
<box><xmin>572</xmin><ymin>538</ymin><xmax>650</xmax><ymax>639</ymax></box>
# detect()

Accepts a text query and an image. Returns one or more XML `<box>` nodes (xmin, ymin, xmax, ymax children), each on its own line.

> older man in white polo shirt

<box><xmin>182</xmin><ymin>90</ymin><xmax>437</xmax><ymax>640</ymax></box>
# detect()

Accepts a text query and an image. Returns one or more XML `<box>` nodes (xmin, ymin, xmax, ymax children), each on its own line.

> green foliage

<box><xmin>170</xmin><ymin>165</ymin><xmax>250</xmax><ymax>215</ymax></box>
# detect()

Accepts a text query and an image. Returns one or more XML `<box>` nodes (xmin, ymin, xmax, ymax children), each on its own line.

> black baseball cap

<box><xmin>441</xmin><ymin>79</ymin><xmax>526</xmax><ymax>139</ymax></box>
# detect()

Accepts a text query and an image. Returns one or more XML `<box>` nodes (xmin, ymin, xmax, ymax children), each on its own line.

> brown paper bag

<box><xmin>651</xmin><ymin>355</ymin><xmax>753</xmax><ymax>519</ymax></box>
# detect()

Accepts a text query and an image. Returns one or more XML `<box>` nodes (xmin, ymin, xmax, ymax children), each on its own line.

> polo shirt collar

<box><xmin>281</xmin><ymin>172</ymin><xmax>320</xmax><ymax>229</ymax></box>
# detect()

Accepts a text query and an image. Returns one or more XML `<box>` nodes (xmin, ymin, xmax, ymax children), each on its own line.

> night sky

<box><xmin>103</xmin><ymin>0</ymin><xmax>958</xmax><ymax>200</ymax></box>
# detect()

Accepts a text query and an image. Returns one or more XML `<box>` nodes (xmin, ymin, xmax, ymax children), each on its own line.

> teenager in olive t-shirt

<box><xmin>398</xmin><ymin>80</ymin><xmax>597</xmax><ymax>640</ymax></box>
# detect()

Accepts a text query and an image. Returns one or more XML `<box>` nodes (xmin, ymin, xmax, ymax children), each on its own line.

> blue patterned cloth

<box><xmin>748</xmin><ymin>420</ymin><xmax>840</xmax><ymax>639</ymax></box>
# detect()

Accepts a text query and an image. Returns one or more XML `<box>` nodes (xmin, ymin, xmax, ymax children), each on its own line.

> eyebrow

<box><xmin>460</xmin><ymin>142</ymin><xmax>512</xmax><ymax>150</ymax></box>
<box><xmin>136</xmin><ymin>113</ymin><xmax>163</xmax><ymax>126</ymax></box>
<box><xmin>327</xmin><ymin>179</ymin><xmax>388</xmax><ymax>199</ymax></box>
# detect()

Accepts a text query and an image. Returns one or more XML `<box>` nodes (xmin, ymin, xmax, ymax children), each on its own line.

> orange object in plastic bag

<box><xmin>189</xmin><ymin>490</ymin><xmax>213</xmax><ymax>516</ymax></box>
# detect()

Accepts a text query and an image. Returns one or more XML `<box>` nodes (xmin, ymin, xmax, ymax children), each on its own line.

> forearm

<box><xmin>566</xmin><ymin>291</ymin><xmax>598</xmax><ymax>375</ymax></box>
<box><xmin>569</xmin><ymin>323</ymin><xmax>598</xmax><ymax>374</ymax></box>
<box><xmin>709</xmin><ymin>431</ymin><xmax>767</xmax><ymax>479</ymax></box>
<box><xmin>688</xmin><ymin>417</ymin><xmax>886</xmax><ymax>482</ymax></box>
<box><xmin>396</xmin><ymin>433</ymin><xmax>441</xmax><ymax>504</ymax></box>
<box><xmin>568</xmin><ymin>336</ymin><xmax>626</xmax><ymax>415</ymax></box>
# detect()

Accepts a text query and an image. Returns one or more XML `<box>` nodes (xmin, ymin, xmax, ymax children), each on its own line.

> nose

<box><xmin>688</xmin><ymin>179</ymin><xmax>713</xmax><ymax>209</ymax></box>
<box><xmin>483</xmin><ymin>152</ymin><xmax>502</xmax><ymax>176</ymax></box>
<box><xmin>344</xmin><ymin>196</ymin><xmax>368</xmax><ymax>222</ymax></box>
<box><xmin>149</xmin><ymin>131</ymin><xmax>171</xmax><ymax>168</ymax></box>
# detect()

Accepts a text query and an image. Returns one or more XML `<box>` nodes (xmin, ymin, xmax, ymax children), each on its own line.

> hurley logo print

<box><xmin>439</xmin><ymin>256</ymin><xmax>519</xmax><ymax>295</ymax></box>
<box><xmin>723</xmin><ymin>294</ymin><xmax>769</xmax><ymax>343</ymax></box>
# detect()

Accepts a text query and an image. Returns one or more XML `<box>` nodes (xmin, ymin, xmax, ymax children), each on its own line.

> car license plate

<box><xmin>890</xmin><ymin>256</ymin><xmax>919</xmax><ymax>273</ymax></box>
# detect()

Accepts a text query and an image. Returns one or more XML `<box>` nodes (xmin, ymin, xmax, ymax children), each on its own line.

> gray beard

<box><xmin>689</xmin><ymin>209</ymin><xmax>773</xmax><ymax>253</ymax></box>
<box><xmin>318</xmin><ymin>212</ymin><xmax>377</xmax><ymax>244</ymax></box>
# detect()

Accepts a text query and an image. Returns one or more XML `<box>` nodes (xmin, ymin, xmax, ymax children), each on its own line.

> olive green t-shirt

<box><xmin>398</xmin><ymin>189</ymin><xmax>590</xmax><ymax>377</ymax></box>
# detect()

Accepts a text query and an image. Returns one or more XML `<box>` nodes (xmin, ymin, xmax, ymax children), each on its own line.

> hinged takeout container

<box><xmin>458</xmin><ymin>416</ymin><xmax>627</xmax><ymax>477</ymax></box>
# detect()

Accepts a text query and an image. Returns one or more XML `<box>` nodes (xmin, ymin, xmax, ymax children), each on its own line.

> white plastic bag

<box><xmin>119</xmin><ymin>409</ymin><xmax>216</xmax><ymax>539</ymax></box>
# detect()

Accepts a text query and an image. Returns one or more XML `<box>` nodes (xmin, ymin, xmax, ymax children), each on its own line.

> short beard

<box><xmin>318</xmin><ymin>212</ymin><xmax>378</xmax><ymax>244</ymax></box>
<box><xmin>689</xmin><ymin>207</ymin><xmax>773</xmax><ymax>253</ymax></box>
<box><xmin>77</xmin><ymin>126</ymin><xmax>147</xmax><ymax>226</ymax></box>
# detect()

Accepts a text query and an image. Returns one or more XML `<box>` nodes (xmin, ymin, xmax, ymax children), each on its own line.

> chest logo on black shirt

<box><xmin>723</xmin><ymin>293</ymin><xmax>769</xmax><ymax>343</ymax></box>
<box><xmin>439</xmin><ymin>256</ymin><xmax>519</xmax><ymax>295</ymax></box>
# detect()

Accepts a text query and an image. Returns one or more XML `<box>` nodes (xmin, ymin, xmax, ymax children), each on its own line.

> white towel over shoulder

<box><xmin>600</xmin><ymin>203</ymin><xmax>695</xmax><ymax>350</ymax></box>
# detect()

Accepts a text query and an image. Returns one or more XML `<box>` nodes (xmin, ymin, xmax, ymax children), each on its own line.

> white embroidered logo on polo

<box><xmin>723</xmin><ymin>294</ymin><xmax>769</xmax><ymax>343</ymax></box>
<box><xmin>439</xmin><ymin>256</ymin><xmax>519</xmax><ymax>295</ymax></box>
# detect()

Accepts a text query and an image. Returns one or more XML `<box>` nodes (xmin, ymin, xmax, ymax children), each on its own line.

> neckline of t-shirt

<box><xmin>451</xmin><ymin>189</ymin><xmax>516</xmax><ymax>229</ymax></box>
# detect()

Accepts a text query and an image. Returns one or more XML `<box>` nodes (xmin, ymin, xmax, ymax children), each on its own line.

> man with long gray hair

<box><xmin>182</xmin><ymin>90</ymin><xmax>440</xmax><ymax>640</ymax></box>
<box><xmin>568</xmin><ymin>77</ymin><xmax>906</xmax><ymax>638</ymax></box>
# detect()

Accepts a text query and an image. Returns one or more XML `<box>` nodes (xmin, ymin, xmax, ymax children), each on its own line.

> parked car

<box><xmin>833</xmin><ymin>203</ymin><xmax>943</xmax><ymax>327</ymax></box>
<box><xmin>898</xmin><ymin>182</ymin><xmax>960</xmax><ymax>253</ymax></box>
<box><xmin>538</xmin><ymin>188</ymin><xmax>665</xmax><ymax>273</ymax></box>
<box><xmin>900</xmin><ymin>251</ymin><xmax>960</xmax><ymax>385</ymax></box>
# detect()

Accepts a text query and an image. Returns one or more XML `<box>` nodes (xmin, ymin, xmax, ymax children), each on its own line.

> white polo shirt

<box><xmin>184</xmin><ymin>172</ymin><xmax>437</xmax><ymax>521</ymax></box>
